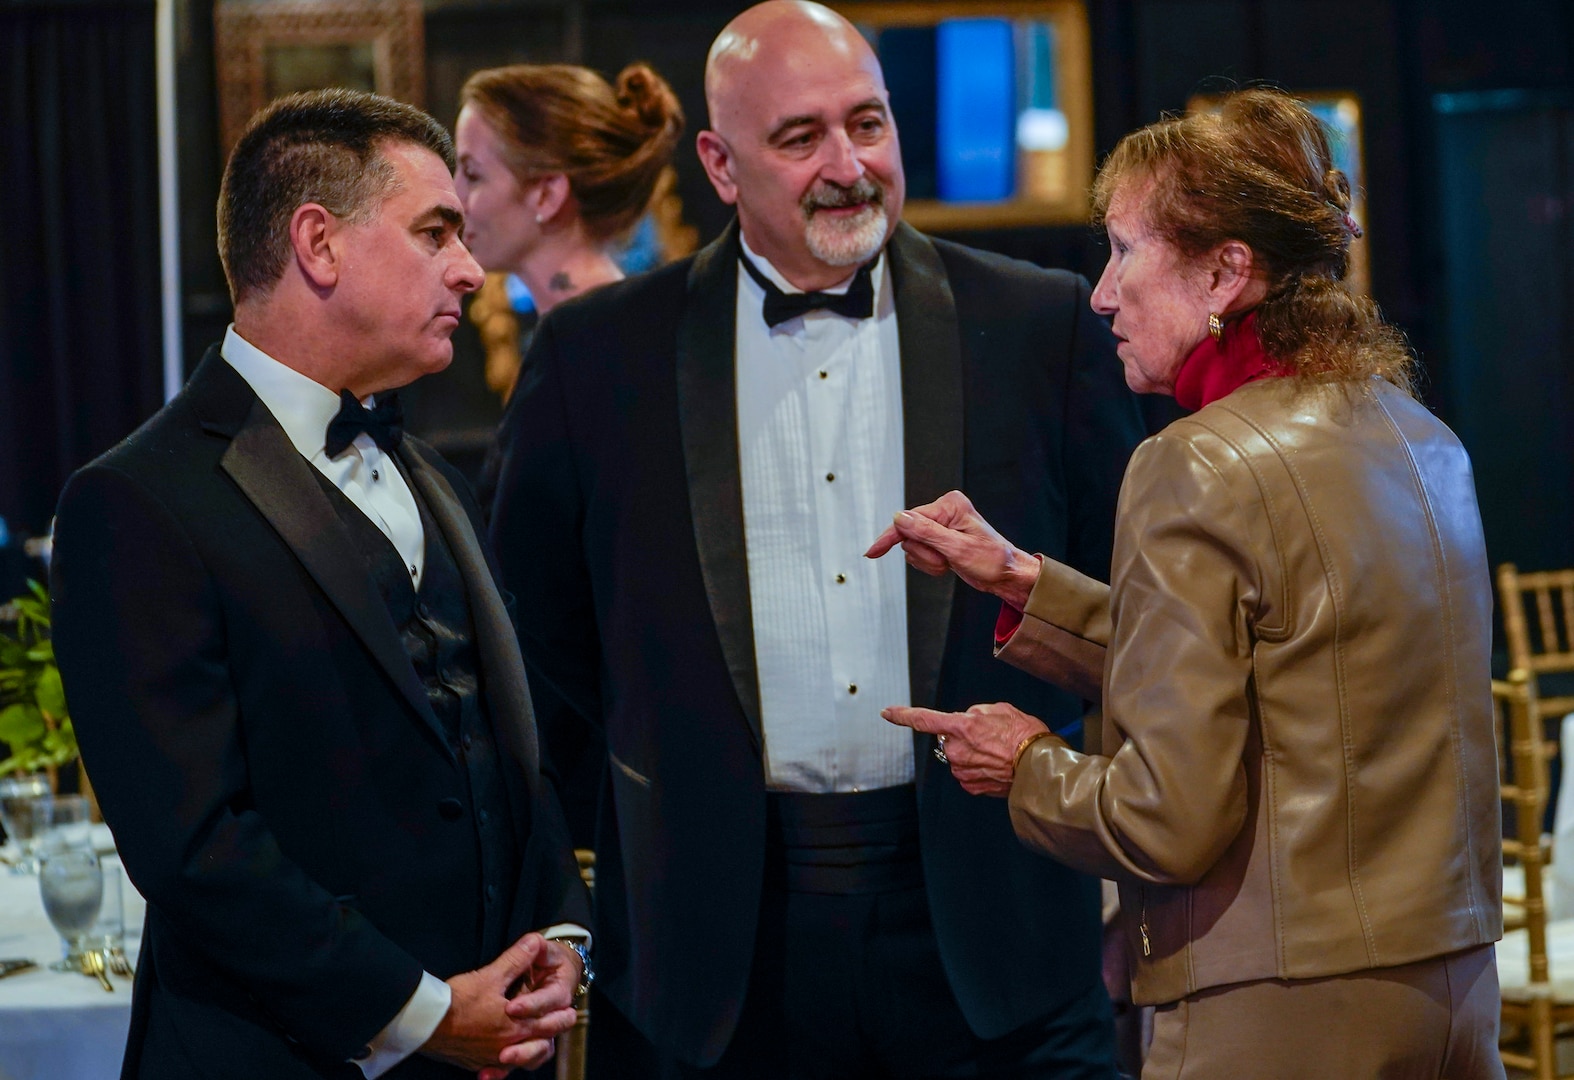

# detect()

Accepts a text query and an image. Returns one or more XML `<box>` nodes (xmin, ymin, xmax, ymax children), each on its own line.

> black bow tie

<box><xmin>325</xmin><ymin>389</ymin><xmax>404</xmax><ymax>457</ymax></box>
<box><xmin>740</xmin><ymin>251</ymin><xmax>876</xmax><ymax>329</ymax></box>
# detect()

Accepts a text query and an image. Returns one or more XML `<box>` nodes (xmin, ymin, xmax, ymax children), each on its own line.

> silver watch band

<box><xmin>563</xmin><ymin>938</ymin><xmax>593</xmax><ymax>998</ymax></box>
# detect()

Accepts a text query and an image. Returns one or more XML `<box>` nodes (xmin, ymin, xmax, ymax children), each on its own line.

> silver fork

<box><xmin>105</xmin><ymin>947</ymin><xmax>133</xmax><ymax>977</ymax></box>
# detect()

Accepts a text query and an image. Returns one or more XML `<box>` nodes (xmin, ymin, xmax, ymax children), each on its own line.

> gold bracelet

<box><xmin>1012</xmin><ymin>730</ymin><xmax>1055</xmax><ymax>774</ymax></box>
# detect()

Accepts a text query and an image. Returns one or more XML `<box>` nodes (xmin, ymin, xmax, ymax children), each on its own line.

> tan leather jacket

<box><xmin>999</xmin><ymin>376</ymin><xmax>1502</xmax><ymax>1006</ymax></box>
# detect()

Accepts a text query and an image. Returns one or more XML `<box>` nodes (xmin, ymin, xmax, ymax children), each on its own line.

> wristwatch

<box><xmin>561</xmin><ymin>938</ymin><xmax>594</xmax><ymax>1000</ymax></box>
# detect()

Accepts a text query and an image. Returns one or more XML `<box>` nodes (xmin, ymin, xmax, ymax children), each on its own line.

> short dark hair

<box><xmin>218</xmin><ymin>88</ymin><xmax>455</xmax><ymax>303</ymax></box>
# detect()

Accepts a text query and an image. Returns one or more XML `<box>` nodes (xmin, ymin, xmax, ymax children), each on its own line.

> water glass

<box><xmin>90</xmin><ymin>863</ymin><xmax>125</xmax><ymax>954</ymax></box>
<box><xmin>39</xmin><ymin>848</ymin><xmax>104</xmax><ymax>969</ymax></box>
<box><xmin>42</xmin><ymin>794</ymin><xmax>93</xmax><ymax>853</ymax></box>
<box><xmin>0</xmin><ymin>774</ymin><xmax>51</xmax><ymax>873</ymax></box>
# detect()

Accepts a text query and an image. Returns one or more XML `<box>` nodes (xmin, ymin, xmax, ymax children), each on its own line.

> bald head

<box><xmin>695</xmin><ymin>0</ymin><xmax>903</xmax><ymax>291</ymax></box>
<box><xmin>705</xmin><ymin>1</ymin><xmax>883</xmax><ymax>139</ymax></box>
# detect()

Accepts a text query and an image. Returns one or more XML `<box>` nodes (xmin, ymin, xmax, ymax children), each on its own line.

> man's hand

<box><xmin>475</xmin><ymin>939</ymin><xmax>584</xmax><ymax>1080</ymax></box>
<box><xmin>421</xmin><ymin>934</ymin><xmax>578</xmax><ymax>1076</ymax></box>
<box><xmin>865</xmin><ymin>490</ymin><xmax>1040</xmax><ymax>610</ymax></box>
<box><xmin>882</xmin><ymin>702</ymin><xmax>1053</xmax><ymax>797</ymax></box>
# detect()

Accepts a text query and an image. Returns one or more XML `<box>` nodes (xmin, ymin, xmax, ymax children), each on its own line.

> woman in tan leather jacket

<box><xmin>870</xmin><ymin>89</ymin><xmax>1503</xmax><ymax>1078</ymax></box>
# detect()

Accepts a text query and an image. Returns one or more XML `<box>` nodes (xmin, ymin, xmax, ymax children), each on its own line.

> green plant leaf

<box><xmin>41</xmin><ymin>727</ymin><xmax>71</xmax><ymax>757</ymax></box>
<box><xmin>0</xmin><ymin>748</ymin><xmax>43</xmax><ymax>776</ymax></box>
<box><xmin>0</xmin><ymin>703</ymin><xmax>44</xmax><ymax>746</ymax></box>
<box><xmin>0</xmin><ymin>583</ymin><xmax>66</xmax><ymax>775</ymax></box>
<box><xmin>34</xmin><ymin>666</ymin><xmax>65</xmax><ymax>718</ymax></box>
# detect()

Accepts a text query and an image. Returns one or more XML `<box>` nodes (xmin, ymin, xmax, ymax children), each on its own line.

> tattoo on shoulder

<box><xmin>550</xmin><ymin>271</ymin><xmax>573</xmax><ymax>292</ymax></box>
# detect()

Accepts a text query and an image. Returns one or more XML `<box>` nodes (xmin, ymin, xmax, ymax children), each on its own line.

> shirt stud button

<box><xmin>848</xmin><ymin>683</ymin><xmax>858</xmax><ymax>695</ymax></box>
<box><xmin>825</xmin><ymin>472</ymin><xmax>835</xmax><ymax>482</ymax></box>
<box><xmin>371</xmin><ymin>469</ymin><xmax>379</xmax><ymax>482</ymax></box>
<box><xmin>835</xmin><ymin>573</ymin><xmax>846</xmax><ymax>584</ymax></box>
<box><xmin>818</xmin><ymin>370</ymin><xmax>828</xmax><ymax>379</ymax></box>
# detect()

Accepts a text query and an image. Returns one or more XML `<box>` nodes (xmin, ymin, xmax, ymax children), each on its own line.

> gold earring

<box><xmin>1208</xmin><ymin>312</ymin><xmax>1224</xmax><ymax>342</ymax></box>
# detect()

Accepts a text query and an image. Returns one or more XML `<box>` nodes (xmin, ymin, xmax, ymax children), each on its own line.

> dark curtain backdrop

<box><xmin>1</xmin><ymin>0</ymin><xmax>164</xmax><ymax>547</ymax></box>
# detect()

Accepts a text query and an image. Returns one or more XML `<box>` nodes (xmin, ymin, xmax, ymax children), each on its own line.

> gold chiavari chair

<box><xmin>556</xmin><ymin>849</ymin><xmax>595</xmax><ymax>1080</ymax></box>
<box><xmin>1498</xmin><ymin>563</ymin><xmax>1574</xmax><ymax>938</ymax></box>
<box><xmin>1499</xmin><ymin>670</ymin><xmax>1574</xmax><ymax>1079</ymax></box>
<box><xmin>1499</xmin><ymin>563</ymin><xmax>1574</xmax><ymax>755</ymax></box>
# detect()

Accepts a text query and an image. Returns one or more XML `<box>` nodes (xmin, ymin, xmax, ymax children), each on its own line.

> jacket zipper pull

<box><xmin>1139</xmin><ymin>897</ymin><xmax>1151</xmax><ymax>957</ymax></box>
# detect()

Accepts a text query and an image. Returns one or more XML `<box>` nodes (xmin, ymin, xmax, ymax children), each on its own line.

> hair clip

<box><xmin>1342</xmin><ymin>212</ymin><xmax>1364</xmax><ymax>239</ymax></box>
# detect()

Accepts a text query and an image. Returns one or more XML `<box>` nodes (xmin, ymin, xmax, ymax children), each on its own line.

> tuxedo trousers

<box><xmin>588</xmin><ymin>786</ymin><xmax>1115</xmax><ymax>1080</ymax></box>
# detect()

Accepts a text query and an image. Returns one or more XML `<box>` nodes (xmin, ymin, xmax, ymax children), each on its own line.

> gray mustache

<box><xmin>802</xmin><ymin>179</ymin><xmax>885</xmax><ymax>213</ymax></box>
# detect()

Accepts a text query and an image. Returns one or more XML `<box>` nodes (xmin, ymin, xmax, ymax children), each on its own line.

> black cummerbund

<box><xmin>765</xmin><ymin>783</ymin><xmax>922</xmax><ymax>895</ymax></box>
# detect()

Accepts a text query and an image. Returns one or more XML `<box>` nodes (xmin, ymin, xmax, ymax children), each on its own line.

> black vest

<box><xmin>314</xmin><ymin>465</ymin><xmax>524</xmax><ymax>958</ymax></box>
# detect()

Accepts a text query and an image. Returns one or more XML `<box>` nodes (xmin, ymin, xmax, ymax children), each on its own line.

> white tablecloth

<box><xmin>0</xmin><ymin>825</ymin><xmax>144</xmax><ymax>1080</ymax></box>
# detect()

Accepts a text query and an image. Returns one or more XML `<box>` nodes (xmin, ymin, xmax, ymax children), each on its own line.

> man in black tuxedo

<box><xmin>50</xmin><ymin>90</ymin><xmax>589</xmax><ymax>1080</ymax></box>
<box><xmin>489</xmin><ymin>3</ymin><xmax>1146</xmax><ymax>1077</ymax></box>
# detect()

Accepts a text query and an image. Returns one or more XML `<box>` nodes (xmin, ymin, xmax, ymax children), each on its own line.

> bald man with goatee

<box><xmin>489</xmin><ymin>3</ymin><xmax>1146</xmax><ymax>1076</ymax></box>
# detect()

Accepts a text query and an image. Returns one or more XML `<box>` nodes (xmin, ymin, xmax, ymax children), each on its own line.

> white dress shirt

<box><xmin>220</xmin><ymin>328</ymin><xmax>585</xmax><ymax>1076</ymax></box>
<box><xmin>222</xmin><ymin>325</ymin><xmax>426</xmax><ymax>589</ymax></box>
<box><xmin>735</xmin><ymin>236</ymin><xmax>914</xmax><ymax>793</ymax></box>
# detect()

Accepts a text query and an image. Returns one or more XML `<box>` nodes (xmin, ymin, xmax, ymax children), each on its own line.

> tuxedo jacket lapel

<box><xmin>676</xmin><ymin>221</ymin><xmax>764</xmax><ymax>752</ymax></box>
<box><xmin>889</xmin><ymin>223</ymin><xmax>963</xmax><ymax>713</ymax></box>
<box><xmin>192</xmin><ymin>353</ymin><xmax>452</xmax><ymax>760</ymax></box>
<box><xmin>401</xmin><ymin>444</ymin><xmax>542</xmax><ymax>783</ymax></box>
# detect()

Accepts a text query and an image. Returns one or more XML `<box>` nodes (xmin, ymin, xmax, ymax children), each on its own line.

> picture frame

<box><xmin>833</xmin><ymin>0</ymin><xmax>1096</xmax><ymax>231</ymax></box>
<box><xmin>214</xmin><ymin>0</ymin><xmax>426</xmax><ymax>156</ymax></box>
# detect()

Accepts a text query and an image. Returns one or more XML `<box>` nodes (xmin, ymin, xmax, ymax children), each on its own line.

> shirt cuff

<box><xmin>351</xmin><ymin>971</ymin><xmax>451</xmax><ymax>1079</ymax></box>
<box><xmin>995</xmin><ymin>601</ymin><xmax>1025</xmax><ymax>647</ymax></box>
<box><xmin>540</xmin><ymin>923</ymin><xmax>592</xmax><ymax>950</ymax></box>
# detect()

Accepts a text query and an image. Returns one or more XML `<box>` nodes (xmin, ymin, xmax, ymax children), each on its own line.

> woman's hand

<box><xmin>882</xmin><ymin>701</ymin><xmax>1052</xmax><ymax>797</ymax></box>
<box><xmin>865</xmin><ymin>490</ymin><xmax>1040</xmax><ymax>610</ymax></box>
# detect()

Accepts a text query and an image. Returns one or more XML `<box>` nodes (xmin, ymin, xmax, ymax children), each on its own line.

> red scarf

<box><xmin>1172</xmin><ymin>311</ymin><xmax>1286</xmax><ymax>412</ymax></box>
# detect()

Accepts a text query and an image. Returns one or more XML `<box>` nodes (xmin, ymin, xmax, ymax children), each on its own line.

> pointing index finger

<box><xmin>881</xmin><ymin>705</ymin><xmax>963</xmax><ymax>734</ymax></box>
<box><xmin>866</xmin><ymin>523</ymin><xmax>902</xmax><ymax>558</ymax></box>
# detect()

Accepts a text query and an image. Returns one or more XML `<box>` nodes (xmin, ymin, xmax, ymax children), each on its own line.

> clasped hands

<box><xmin>865</xmin><ymin>490</ymin><xmax>1056</xmax><ymax>797</ymax></box>
<box><xmin>422</xmin><ymin>932</ymin><xmax>582</xmax><ymax>1078</ymax></box>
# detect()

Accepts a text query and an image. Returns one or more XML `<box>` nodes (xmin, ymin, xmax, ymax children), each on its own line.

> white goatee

<box><xmin>801</xmin><ymin>177</ymin><xmax>889</xmax><ymax>267</ymax></box>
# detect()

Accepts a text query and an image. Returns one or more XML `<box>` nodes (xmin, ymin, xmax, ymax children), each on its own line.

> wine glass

<box><xmin>39</xmin><ymin>848</ymin><xmax>104</xmax><ymax>970</ymax></box>
<box><xmin>0</xmin><ymin>774</ymin><xmax>51</xmax><ymax>874</ymax></box>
